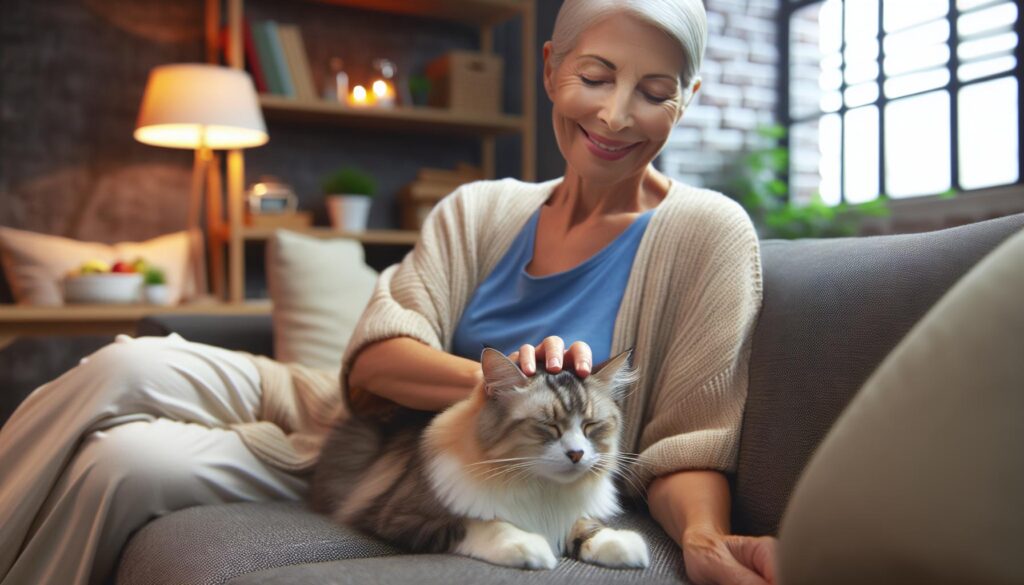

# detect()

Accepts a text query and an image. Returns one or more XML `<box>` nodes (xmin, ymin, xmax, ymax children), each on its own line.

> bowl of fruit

<box><xmin>63</xmin><ymin>258</ymin><xmax>148</xmax><ymax>304</ymax></box>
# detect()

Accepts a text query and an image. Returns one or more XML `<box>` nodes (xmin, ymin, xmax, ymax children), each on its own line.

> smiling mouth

<box><xmin>579</xmin><ymin>125</ymin><xmax>640</xmax><ymax>153</ymax></box>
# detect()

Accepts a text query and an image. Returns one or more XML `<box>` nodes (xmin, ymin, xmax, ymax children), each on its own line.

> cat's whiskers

<box><xmin>595</xmin><ymin>454</ymin><xmax>649</xmax><ymax>502</ymax></box>
<box><xmin>465</xmin><ymin>456</ymin><xmax>534</xmax><ymax>468</ymax></box>
<box><xmin>476</xmin><ymin>460</ymin><xmax>537</xmax><ymax>483</ymax></box>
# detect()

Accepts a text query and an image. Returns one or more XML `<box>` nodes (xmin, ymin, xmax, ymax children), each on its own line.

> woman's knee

<box><xmin>74</xmin><ymin>335</ymin><xmax>189</xmax><ymax>402</ymax></box>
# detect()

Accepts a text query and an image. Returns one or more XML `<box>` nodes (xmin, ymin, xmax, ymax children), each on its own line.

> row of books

<box><xmin>224</xmin><ymin>20</ymin><xmax>317</xmax><ymax>100</ymax></box>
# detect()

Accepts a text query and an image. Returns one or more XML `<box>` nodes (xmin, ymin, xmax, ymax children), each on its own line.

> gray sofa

<box><xmin>104</xmin><ymin>212</ymin><xmax>1022</xmax><ymax>583</ymax></box>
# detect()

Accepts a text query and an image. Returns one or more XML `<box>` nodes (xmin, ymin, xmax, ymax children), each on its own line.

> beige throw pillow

<box><xmin>778</xmin><ymin>227</ymin><xmax>1024</xmax><ymax>585</ymax></box>
<box><xmin>0</xmin><ymin>226</ymin><xmax>203</xmax><ymax>306</ymax></box>
<box><xmin>266</xmin><ymin>229</ymin><xmax>379</xmax><ymax>371</ymax></box>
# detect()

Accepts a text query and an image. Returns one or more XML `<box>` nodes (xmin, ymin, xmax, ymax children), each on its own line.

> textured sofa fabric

<box><xmin>114</xmin><ymin>213</ymin><xmax>1024</xmax><ymax>585</ymax></box>
<box><xmin>119</xmin><ymin>503</ymin><xmax>687</xmax><ymax>585</ymax></box>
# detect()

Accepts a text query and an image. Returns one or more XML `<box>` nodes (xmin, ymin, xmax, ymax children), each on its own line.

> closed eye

<box><xmin>582</xmin><ymin>421</ymin><xmax>603</xmax><ymax>437</ymax></box>
<box><xmin>578</xmin><ymin>76</ymin><xmax>670</xmax><ymax>104</ymax></box>
<box><xmin>533</xmin><ymin>422</ymin><xmax>562</xmax><ymax>440</ymax></box>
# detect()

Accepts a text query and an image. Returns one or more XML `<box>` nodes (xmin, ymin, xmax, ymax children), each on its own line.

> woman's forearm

<box><xmin>347</xmin><ymin>337</ymin><xmax>482</xmax><ymax>412</ymax></box>
<box><xmin>648</xmin><ymin>469</ymin><xmax>732</xmax><ymax>546</ymax></box>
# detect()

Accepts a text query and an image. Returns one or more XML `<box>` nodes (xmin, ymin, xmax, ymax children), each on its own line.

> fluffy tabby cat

<box><xmin>310</xmin><ymin>347</ymin><xmax>649</xmax><ymax>570</ymax></box>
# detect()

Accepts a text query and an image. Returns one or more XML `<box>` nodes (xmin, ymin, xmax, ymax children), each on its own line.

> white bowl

<box><xmin>64</xmin><ymin>273</ymin><xmax>144</xmax><ymax>304</ymax></box>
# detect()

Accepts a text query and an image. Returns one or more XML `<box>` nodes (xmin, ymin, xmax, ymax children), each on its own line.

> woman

<box><xmin>0</xmin><ymin>1</ymin><xmax>775</xmax><ymax>584</ymax></box>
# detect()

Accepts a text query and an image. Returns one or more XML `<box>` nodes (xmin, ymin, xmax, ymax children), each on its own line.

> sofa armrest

<box><xmin>135</xmin><ymin>314</ymin><xmax>274</xmax><ymax>357</ymax></box>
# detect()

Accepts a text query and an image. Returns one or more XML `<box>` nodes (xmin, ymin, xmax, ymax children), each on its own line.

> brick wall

<box><xmin>659</xmin><ymin>0</ymin><xmax>781</xmax><ymax>189</ymax></box>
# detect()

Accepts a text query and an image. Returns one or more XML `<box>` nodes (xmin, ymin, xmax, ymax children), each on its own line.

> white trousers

<box><xmin>0</xmin><ymin>334</ymin><xmax>307</xmax><ymax>585</ymax></box>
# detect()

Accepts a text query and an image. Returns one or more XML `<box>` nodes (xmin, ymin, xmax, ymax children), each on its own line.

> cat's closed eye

<box><xmin>533</xmin><ymin>421</ymin><xmax>562</xmax><ymax>440</ymax></box>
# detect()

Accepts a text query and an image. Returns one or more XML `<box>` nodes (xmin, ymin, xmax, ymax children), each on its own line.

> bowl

<box><xmin>63</xmin><ymin>273</ymin><xmax>144</xmax><ymax>304</ymax></box>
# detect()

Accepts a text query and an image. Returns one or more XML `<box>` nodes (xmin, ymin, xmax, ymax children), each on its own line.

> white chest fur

<box><xmin>426</xmin><ymin>453</ymin><xmax>622</xmax><ymax>552</ymax></box>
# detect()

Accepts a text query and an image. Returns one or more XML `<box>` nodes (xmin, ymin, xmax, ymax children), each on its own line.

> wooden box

<box><xmin>426</xmin><ymin>51</ymin><xmax>503</xmax><ymax>114</ymax></box>
<box><xmin>245</xmin><ymin>211</ymin><xmax>312</xmax><ymax>230</ymax></box>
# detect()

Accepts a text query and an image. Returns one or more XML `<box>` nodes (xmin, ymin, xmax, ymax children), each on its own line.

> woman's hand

<box><xmin>507</xmin><ymin>336</ymin><xmax>593</xmax><ymax>378</ymax></box>
<box><xmin>682</xmin><ymin>528</ymin><xmax>777</xmax><ymax>585</ymax></box>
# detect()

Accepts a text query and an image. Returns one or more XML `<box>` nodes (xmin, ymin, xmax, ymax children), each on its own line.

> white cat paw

<box><xmin>481</xmin><ymin>532</ymin><xmax>558</xmax><ymax>570</ymax></box>
<box><xmin>579</xmin><ymin>528</ymin><xmax>650</xmax><ymax>569</ymax></box>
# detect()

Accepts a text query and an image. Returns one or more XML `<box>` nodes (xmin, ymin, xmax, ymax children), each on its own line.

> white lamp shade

<box><xmin>134</xmin><ymin>63</ymin><xmax>268</xmax><ymax>150</ymax></box>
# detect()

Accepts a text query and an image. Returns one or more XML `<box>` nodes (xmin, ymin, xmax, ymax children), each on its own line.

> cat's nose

<box><xmin>566</xmin><ymin>450</ymin><xmax>584</xmax><ymax>464</ymax></box>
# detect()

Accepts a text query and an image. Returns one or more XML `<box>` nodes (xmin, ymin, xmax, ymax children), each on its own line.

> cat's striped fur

<box><xmin>309</xmin><ymin>348</ymin><xmax>649</xmax><ymax>569</ymax></box>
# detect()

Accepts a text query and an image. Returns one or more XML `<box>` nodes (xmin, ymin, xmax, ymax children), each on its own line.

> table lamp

<box><xmin>134</xmin><ymin>63</ymin><xmax>268</xmax><ymax>300</ymax></box>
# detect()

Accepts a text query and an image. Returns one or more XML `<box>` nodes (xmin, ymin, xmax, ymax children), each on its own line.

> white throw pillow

<box><xmin>0</xmin><ymin>226</ymin><xmax>203</xmax><ymax>306</ymax></box>
<box><xmin>266</xmin><ymin>229</ymin><xmax>379</xmax><ymax>371</ymax></box>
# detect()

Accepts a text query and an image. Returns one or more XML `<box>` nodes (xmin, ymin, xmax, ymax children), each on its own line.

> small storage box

<box><xmin>426</xmin><ymin>51</ymin><xmax>503</xmax><ymax>114</ymax></box>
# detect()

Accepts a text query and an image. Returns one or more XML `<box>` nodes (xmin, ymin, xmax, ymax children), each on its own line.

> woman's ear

<box><xmin>542</xmin><ymin>41</ymin><xmax>556</xmax><ymax>100</ymax></box>
<box><xmin>678</xmin><ymin>77</ymin><xmax>702</xmax><ymax>122</ymax></box>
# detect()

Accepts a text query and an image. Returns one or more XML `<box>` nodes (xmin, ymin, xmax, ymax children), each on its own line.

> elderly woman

<box><xmin>0</xmin><ymin>1</ymin><xmax>774</xmax><ymax>584</ymax></box>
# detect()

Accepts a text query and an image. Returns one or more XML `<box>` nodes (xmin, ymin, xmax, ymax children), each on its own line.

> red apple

<box><xmin>111</xmin><ymin>261</ymin><xmax>133</xmax><ymax>273</ymax></box>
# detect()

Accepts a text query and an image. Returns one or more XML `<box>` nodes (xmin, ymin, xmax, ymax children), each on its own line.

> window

<box><xmin>782</xmin><ymin>0</ymin><xmax>1022</xmax><ymax>205</ymax></box>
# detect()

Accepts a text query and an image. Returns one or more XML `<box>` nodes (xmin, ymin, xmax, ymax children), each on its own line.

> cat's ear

<box><xmin>480</xmin><ymin>347</ymin><xmax>530</xmax><ymax>398</ymax></box>
<box><xmin>589</xmin><ymin>348</ymin><xmax>639</xmax><ymax>401</ymax></box>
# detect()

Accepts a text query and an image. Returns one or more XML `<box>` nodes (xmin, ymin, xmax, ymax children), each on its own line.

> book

<box><xmin>251</xmin><ymin>21</ymin><xmax>283</xmax><ymax>94</ymax></box>
<box><xmin>220</xmin><ymin>22</ymin><xmax>268</xmax><ymax>93</ymax></box>
<box><xmin>243</xmin><ymin>20</ymin><xmax>268</xmax><ymax>93</ymax></box>
<box><xmin>278</xmin><ymin>24</ymin><xmax>317</xmax><ymax>101</ymax></box>
<box><xmin>263</xmin><ymin>20</ymin><xmax>295</xmax><ymax>97</ymax></box>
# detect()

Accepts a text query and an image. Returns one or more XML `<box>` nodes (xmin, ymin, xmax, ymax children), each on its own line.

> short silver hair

<box><xmin>550</xmin><ymin>0</ymin><xmax>707</xmax><ymax>103</ymax></box>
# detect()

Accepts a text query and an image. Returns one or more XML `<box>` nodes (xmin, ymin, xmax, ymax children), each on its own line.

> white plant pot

<box><xmin>326</xmin><ymin>195</ymin><xmax>372</xmax><ymax>232</ymax></box>
<box><xmin>144</xmin><ymin>284</ymin><xmax>171</xmax><ymax>305</ymax></box>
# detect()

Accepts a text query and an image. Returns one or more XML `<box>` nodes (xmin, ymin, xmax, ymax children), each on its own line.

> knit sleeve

<box><xmin>339</xmin><ymin>184</ymin><xmax>481</xmax><ymax>415</ymax></box>
<box><xmin>635</xmin><ymin>200</ymin><xmax>764</xmax><ymax>481</ymax></box>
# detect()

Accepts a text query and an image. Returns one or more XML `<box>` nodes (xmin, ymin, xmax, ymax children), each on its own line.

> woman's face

<box><xmin>543</xmin><ymin>15</ymin><xmax>690</xmax><ymax>182</ymax></box>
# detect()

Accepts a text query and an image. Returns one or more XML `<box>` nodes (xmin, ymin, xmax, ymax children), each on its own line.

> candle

<box><xmin>347</xmin><ymin>85</ymin><xmax>373</xmax><ymax>107</ymax></box>
<box><xmin>371</xmin><ymin>79</ymin><xmax>395</xmax><ymax>108</ymax></box>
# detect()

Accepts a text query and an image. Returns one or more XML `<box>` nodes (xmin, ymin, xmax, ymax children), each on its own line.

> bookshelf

<box><xmin>208</xmin><ymin>0</ymin><xmax>537</xmax><ymax>302</ymax></box>
<box><xmin>258</xmin><ymin>95</ymin><xmax>525</xmax><ymax>136</ymax></box>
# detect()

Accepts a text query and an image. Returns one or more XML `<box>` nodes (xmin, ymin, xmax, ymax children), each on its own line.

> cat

<box><xmin>309</xmin><ymin>347</ymin><xmax>649</xmax><ymax>570</ymax></box>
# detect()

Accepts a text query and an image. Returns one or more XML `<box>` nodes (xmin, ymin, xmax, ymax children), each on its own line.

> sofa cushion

<box><xmin>118</xmin><ymin>502</ymin><xmax>688</xmax><ymax>585</ymax></box>
<box><xmin>116</xmin><ymin>501</ymin><xmax>400</xmax><ymax>585</ymax></box>
<box><xmin>266</xmin><ymin>229</ymin><xmax>378</xmax><ymax>371</ymax></box>
<box><xmin>777</xmin><ymin>226</ymin><xmax>1024</xmax><ymax>584</ymax></box>
<box><xmin>733</xmin><ymin>212</ymin><xmax>1024</xmax><ymax>536</ymax></box>
<box><xmin>0</xmin><ymin>226</ymin><xmax>203</xmax><ymax>306</ymax></box>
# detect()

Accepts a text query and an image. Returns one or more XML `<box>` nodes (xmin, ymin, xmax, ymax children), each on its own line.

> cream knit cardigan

<box><xmin>333</xmin><ymin>177</ymin><xmax>763</xmax><ymax>483</ymax></box>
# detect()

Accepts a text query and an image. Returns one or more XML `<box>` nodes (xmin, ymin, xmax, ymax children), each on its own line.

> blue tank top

<box><xmin>450</xmin><ymin>205</ymin><xmax>655</xmax><ymax>363</ymax></box>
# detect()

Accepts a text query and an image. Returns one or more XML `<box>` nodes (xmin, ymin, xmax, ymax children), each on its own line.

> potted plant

<box><xmin>322</xmin><ymin>167</ymin><xmax>377</xmax><ymax>232</ymax></box>
<box><xmin>142</xmin><ymin>266</ymin><xmax>170</xmax><ymax>305</ymax></box>
<box><xmin>717</xmin><ymin>125</ymin><xmax>891</xmax><ymax>239</ymax></box>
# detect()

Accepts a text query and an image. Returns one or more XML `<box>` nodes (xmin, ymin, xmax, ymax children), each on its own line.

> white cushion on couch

<box><xmin>266</xmin><ymin>229</ymin><xmax>378</xmax><ymax>371</ymax></box>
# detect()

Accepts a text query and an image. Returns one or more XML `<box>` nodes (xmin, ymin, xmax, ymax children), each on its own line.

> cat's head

<box><xmin>474</xmin><ymin>347</ymin><xmax>638</xmax><ymax>485</ymax></box>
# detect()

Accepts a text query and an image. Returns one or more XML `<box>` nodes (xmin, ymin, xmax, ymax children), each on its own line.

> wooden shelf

<box><xmin>0</xmin><ymin>300</ymin><xmax>272</xmax><ymax>338</ymax></box>
<box><xmin>242</xmin><ymin>227</ymin><xmax>419</xmax><ymax>245</ymax></box>
<box><xmin>310</xmin><ymin>0</ymin><xmax>524</xmax><ymax>26</ymax></box>
<box><xmin>259</xmin><ymin>95</ymin><xmax>524</xmax><ymax>136</ymax></box>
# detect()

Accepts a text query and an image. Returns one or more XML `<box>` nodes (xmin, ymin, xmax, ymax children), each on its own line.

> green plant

<box><xmin>143</xmin><ymin>267</ymin><xmax>166</xmax><ymax>286</ymax></box>
<box><xmin>408</xmin><ymin>75</ymin><xmax>432</xmax><ymax>105</ymax></box>
<box><xmin>721</xmin><ymin>125</ymin><xmax>890</xmax><ymax>239</ymax></box>
<box><xmin>321</xmin><ymin>167</ymin><xmax>377</xmax><ymax>197</ymax></box>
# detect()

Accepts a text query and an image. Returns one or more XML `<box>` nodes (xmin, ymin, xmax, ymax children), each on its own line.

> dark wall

<box><xmin>0</xmin><ymin>0</ymin><xmax>561</xmax><ymax>298</ymax></box>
